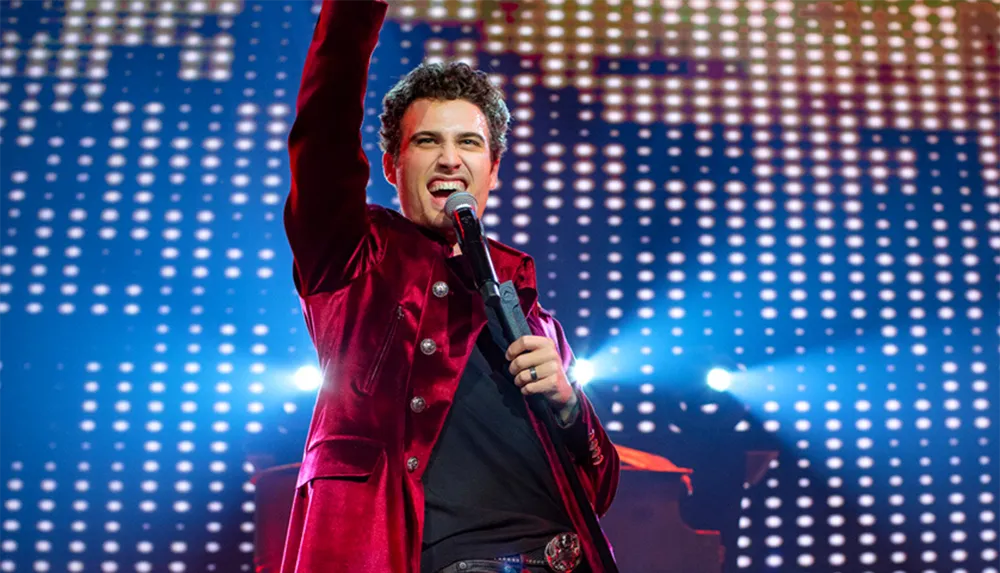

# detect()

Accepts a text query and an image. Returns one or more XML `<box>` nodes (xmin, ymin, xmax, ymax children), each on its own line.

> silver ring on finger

<box><xmin>529</xmin><ymin>366</ymin><xmax>539</xmax><ymax>382</ymax></box>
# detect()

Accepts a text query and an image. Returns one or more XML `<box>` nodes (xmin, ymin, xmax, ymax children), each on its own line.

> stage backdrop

<box><xmin>1</xmin><ymin>1</ymin><xmax>998</xmax><ymax>572</ymax></box>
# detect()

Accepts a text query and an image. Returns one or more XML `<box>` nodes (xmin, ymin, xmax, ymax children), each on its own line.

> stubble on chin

<box><xmin>413</xmin><ymin>209</ymin><xmax>453</xmax><ymax>239</ymax></box>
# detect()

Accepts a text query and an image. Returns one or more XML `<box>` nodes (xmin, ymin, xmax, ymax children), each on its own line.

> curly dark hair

<box><xmin>379</xmin><ymin>62</ymin><xmax>510</xmax><ymax>163</ymax></box>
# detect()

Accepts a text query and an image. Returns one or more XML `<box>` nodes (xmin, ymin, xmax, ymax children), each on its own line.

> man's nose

<box><xmin>436</xmin><ymin>143</ymin><xmax>461</xmax><ymax>170</ymax></box>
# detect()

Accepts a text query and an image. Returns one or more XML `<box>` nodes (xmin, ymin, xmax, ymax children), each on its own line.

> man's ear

<box><xmin>382</xmin><ymin>152</ymin><xmax>396</xmax><ymax>186</ymax></box>
<box><xmin>489</xmin><ymin>159</ymin><xmax>500</xmax><ymax>190</ymax></box>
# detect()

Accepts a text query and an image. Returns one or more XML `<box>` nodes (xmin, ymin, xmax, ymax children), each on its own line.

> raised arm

<box><xmin>284</xmin><ymin>0</ymin><xmax>389</xmax><ymax>297</ymax></box>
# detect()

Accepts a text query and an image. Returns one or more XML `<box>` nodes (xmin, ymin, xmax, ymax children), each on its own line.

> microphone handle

<box><xmin>491</xmin><ymin>281</ymin><xmax>531</xmax><ymax>340</ymax></box>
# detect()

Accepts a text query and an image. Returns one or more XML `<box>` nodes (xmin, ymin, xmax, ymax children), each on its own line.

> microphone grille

<box><xmin>444</xmin><ymin>192</ymin><xmax>478</xmax><ymax>217</ymax></box>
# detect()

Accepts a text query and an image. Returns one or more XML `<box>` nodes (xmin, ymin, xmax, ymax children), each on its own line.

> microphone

<box><xmin>444</xmin><ymin>192</ymin><xmax>500</xmax><ymax>299</ymax></box>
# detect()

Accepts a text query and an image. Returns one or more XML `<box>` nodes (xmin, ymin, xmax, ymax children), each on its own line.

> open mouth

<box><xmin>428</xmin><ymin>180</ymin><xmax>467</xmax><ymax>200</ymax></box>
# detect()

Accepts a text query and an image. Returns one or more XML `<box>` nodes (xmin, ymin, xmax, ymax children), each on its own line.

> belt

<box><xmin>435</xmin><ymin>559</ymin><xmax>548</xmax><ymax>573</ymax></box>
<box><xmin>436</xmin><ymin>533</ymin><xmax>583</xmax><ymax>573</ymax></box>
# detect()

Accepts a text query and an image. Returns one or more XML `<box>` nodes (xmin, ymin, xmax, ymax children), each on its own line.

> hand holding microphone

<box><xmin>444</xmin><ymin>192</ymin><xmax>580</xmax><ymax>425</ymax></box>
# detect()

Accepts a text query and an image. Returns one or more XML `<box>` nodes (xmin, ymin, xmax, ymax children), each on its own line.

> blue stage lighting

<box><xmin>706</xmin><ymin>368</ymin><xmax>732</xmax><ymax>392</ymax></box>
<box><xmin>571</xmin><ymin>359</ymin><xmax>595</xmax><ymax>386</ymax></box>
<box><xmin>294</xmin><ymin>365</ymin><xmax>323</xmax><ymax>392</ymax></box>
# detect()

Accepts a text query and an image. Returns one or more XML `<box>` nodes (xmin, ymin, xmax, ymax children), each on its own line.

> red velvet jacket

<box><xmin>279</xmin><ymin>2</ymin><xmax>619</xmax><ymax>571</ymax></box>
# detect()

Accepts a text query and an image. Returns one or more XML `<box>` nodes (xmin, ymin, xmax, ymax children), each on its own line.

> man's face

<box><xmin>383</xmin><ymin>98</ymin><xmax>499</xmax><ymax>238</ymax></box>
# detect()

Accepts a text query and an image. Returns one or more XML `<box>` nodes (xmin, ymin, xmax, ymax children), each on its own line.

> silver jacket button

<box><xmin>420</xmin><ymin>338</ymin><xmax>437</xmax><ymax>355</ymax></box>
<box><xmin>432</xmin><ymin>281</ymin><xmax>449</xmax><ymax>298</ymax></box>
<box><xmin>406</xmin><ymin>456</ymin><xmax>419</xmax><ymax>472</ymax></box>
<box><xmin>410</xmin><ymin>396</ymin><xmax>426</xmax><ymax>413</ymax></box>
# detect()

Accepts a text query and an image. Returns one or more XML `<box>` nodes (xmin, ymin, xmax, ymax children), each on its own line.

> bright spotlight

<box><xmin>294</xmin><ymin>365</ymin><xmax>323</xmax><ymax>392</ymax></box>
<box><xmin>571</xmin><ymin>359</ymin><xmax>595</xmax><ymax>386</ymax></box>
<box><xmin>706</xmin><ymin>367</ymin><xmax>732</xmax><ymax>392</ymax></box>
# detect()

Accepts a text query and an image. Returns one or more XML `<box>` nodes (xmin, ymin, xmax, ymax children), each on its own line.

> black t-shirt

<box><xmin>420</xmin><ymin>258</ymin><xmax>572</xmax><ymax>573</ymax></box>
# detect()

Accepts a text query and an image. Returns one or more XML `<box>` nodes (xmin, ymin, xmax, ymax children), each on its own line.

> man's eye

<box><xmin>461</xmin><ymin>139</ymin><xmax>480</xmax><ymax>146</ymax></box>
<box><xmin>417</xmin><ymin>137</ymin><xmax>435</xmax><ymax>144</ymax></box>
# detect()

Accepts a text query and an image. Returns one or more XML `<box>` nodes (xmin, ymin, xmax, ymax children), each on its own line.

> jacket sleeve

<box><xmin>543</xmin><ymin>310</ymin><xmax>621</xmax><ymax>518</ymax></box>
<box><xmin>284</xmin><ymin>0</ymin><xmax>388</xmax><ymax>297</ymax></box>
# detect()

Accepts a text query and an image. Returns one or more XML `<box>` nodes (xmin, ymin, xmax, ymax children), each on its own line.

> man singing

<box><xmin>280</xmin><ymin>1</ymin><xmax>619</xmax><ymax>572</ymax></box>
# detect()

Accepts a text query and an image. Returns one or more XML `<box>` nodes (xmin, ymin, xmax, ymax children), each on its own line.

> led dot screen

<box><xmin>1</xmin><ymin>1</ymin><xmax>998</xmax><ymax>572</ymax></box>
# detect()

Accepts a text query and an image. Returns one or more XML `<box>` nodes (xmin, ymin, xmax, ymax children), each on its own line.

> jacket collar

<box><xmin>486</xmin><ymin>237</ymin><xmax>539</xmax><ymax>312</ymax></box>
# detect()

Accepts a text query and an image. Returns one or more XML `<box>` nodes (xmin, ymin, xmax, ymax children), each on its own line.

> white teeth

<box><xmin>429</xmin><ymin>181</ymin><xmax>466</xmax><ymax>193</ymax></box>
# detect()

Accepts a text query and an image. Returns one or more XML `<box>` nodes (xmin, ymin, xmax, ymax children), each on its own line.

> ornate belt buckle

<box><xmin>544</xmin><ymin>532</ymin><xmax>582</xmax><ymax>572</ymax></box>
